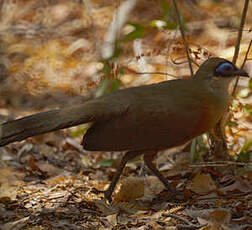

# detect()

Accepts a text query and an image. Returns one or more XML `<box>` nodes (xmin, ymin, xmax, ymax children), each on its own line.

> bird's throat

<box><xmin>210</xmin><ymin>76</ymin><xmax>234</xmax><ymax>92</ymax></box>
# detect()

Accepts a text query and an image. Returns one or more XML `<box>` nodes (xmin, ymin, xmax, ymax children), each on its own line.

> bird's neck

<box><xmin>195</xmin><ymin>70</ymin><xmax>234</xmax><ymax>92</ymax></box>
<box><xmin>210</xmin><ymin>76</ymin><xmax>235</xmax><ymax>92</ymax></box>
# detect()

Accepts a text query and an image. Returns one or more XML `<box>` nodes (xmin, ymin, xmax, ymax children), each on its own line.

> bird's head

<box><xmin>195</xmin><ymin>57</ymin><xmax>249</xmax><ymax>79</ymax></box>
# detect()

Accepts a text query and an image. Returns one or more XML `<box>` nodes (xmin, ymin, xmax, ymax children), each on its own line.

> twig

<box><xmin>232</xmin><ymin>0</ymin><xmax>250</xmax><ymax>95</ymax></box>
<box><xmin>164</xmin><ymin>26</ymin><xmax>178</xmax><ymax>80</ymax></box>
<box><xmin>238</xmin><ymin>225</ymin><xmax>252</xmax><ymax>230</ymax></box>
<box><xmin>125</xmin><ymin>68</ymin><xmax>178</xmax><ymax>78</ymax></box>
<box><xmin>232</xmin><ymin>39</ymin><xmax>252</xmax><ymax>96</ymax></box>
<box><xmin>232</xmin><ymin>0</ymin><xmax>249</xmax><ymax>64</ymax></box>
<box><xmin>190</xmin><ymin>161</ymin><xmax>252</xmax><ymax>168</ymax></box>
<box><xmin>163</xmin><ymin>213</ymin><xmax>194</xmax><ymax>225</ymax></box>
<box><xmin>176</xmin><ymin>224</ymin><xmax>207</xmax><ymax>229</ymax></box>
<box><xmin>196</xmin><ymin>192</ymin><xmax>252</xmax><ymax>201</ymax></box>
<box><xmin>241</xmin><ymin>39</ymin><xmax>252</xmax><ymax>69</ymax></box>
<box><xmin>172</xmin><ymin>0</ymin><xmax>193</xmax><ymax>77</ymax></box>
<box><xmin>163</xmin><ymin>213</ymin><xmax>206</xmax><ymax>229</ymax></box>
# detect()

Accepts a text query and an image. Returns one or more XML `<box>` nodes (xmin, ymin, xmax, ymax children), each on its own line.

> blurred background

<box><xmin>0</xmin><ymin>1</ymin><xmax>251</xmax><ymax>228</ymax></box>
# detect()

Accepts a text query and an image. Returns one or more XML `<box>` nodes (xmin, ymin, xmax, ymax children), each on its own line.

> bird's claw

<box><xmin>104</xmin><ymin>189</ymin><xmax>112</xmax><ymax>203</ymax></box>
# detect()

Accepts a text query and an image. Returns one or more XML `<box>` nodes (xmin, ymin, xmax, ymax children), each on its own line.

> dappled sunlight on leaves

<box><xmin>0</xmin><ymin>0</ymin><xmax>251</xmax><ymax>228</ymax></box>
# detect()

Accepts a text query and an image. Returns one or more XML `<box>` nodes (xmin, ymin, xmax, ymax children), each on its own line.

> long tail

<box><xmin>0</xmin><ymin>100</ymin><xmax>107</xmax><ymax>146</ymax></box>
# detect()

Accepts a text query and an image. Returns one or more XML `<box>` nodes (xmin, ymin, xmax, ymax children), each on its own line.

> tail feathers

<box><xmin>0</xmin><ymin>101</ymin><xmax>102</xmax><ymax>146</ymax></box>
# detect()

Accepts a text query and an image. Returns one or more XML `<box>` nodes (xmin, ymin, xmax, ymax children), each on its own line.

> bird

<box><xmin>0</xmin><ymin>57</ymin><xmax>249</xmax><ymax>202</ymax></box>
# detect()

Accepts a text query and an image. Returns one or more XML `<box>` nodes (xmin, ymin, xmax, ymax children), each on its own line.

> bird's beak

<box><xmin>234</xmin><ymin>69</ymin><xmax>249</xmax><ymax>77</ymax></box>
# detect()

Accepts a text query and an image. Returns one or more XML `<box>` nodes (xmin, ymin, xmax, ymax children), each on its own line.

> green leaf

<box><xmin>238</xmin><ymin>88</ymin><xmax>250</xmax><ymax>98</ymax></box>
<box><xmin>98</xmin><ymin>159</ymin><xmax>115</xmax><ymax>167</ymax></box>
<box><xmin>248</xmin><ymin>78</ymin><xmax>252</xmax><ymax>89</ymax></box>
<box><xmin>164</xmin><ymin>21</ymin><xmax>177</xmax><ymax>30</ymax></box>
<box><xmin>243</xmin><ymin>104</ymin><xmax>252</xmax><ymax>118</ymax></box>
<box><xmin>161</xmin><ymin>0</ymin><xmax>171</xmax><ymax>19</ymax></box>
<box><xmin>150</xmin><ymin>20</ymin><xmax>167</xmax><ymax>28</ymax></box>
<box><xmin>190</xmin><ymin>138</ymin><xmax>199</xmax><ymax>161</ymax></box>
<box><xmin>235</xmin><ymin>141</ymin><xmax>252</xmax><ymax>162</ymax></box>
<box><xmin>112</xmin><ymin>43</ymin><xmax>123</xmax><ymax>59</ymax></box>
<box><xmin>160</xmin><ymin>0</ymin><xmax>178</xmax><ymax>29</ymax></box>
<box><xmin>120</xmin><ymin>22</ymin><xmax>146</xmax><ymax>43</ymax></box>
<box><xmin>108</xmin><ymin>78</ymin><xmax>121</xmax><ymax>93</ymax></box>
<box><xmin>95</xmin><ymin>78</ymin><xmax>121</xmax><ymax>97</ymax></box>
<box><xmin>239</xmin><ymin>141</ymin><xmax>252</xmax><ymax>153</ymax></box>
<box><xmin>71</xmin><ymin>126</ymin><xmax>88</xmax><ymax>137</ymax></box>
<box><xmin>235</xmin><ymin>166</ymin><xmax>252</xmax><ymax>175</ymax></box>
<box><xmin>228</xmin><ymin>121</ymin><xmax>238</xmax><ymax>127</ymax></box>
<box><xmin>235</xmin><ymin>151</ymin><xmax>251</xmax><ymax>163</ymax></box>
<box><xmin>196</xmin><ymin>135</ymin><xmax>207</xmax><ymax>150</ymax></box>
<box><xmin>231</xmin><ymin>99</ymin><xmax>239</xmax><ymax>109</ymax></box>
<box><xmin>95</xmin><ymin>78</ymin><xmax>110</xmax><ymax>98</ymax></box>
<box><xmin>190</xmin><ymin>135</ymin><xmax>208</xmax><ymax>161</ymax></box>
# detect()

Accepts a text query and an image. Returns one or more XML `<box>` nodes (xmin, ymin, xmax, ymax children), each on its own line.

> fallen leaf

<box><xmin>210</xmin><ymin>209</ymin><xmax>231</xmax><ymax>225</ymax></box>
<box><xmin>0</xmin><ymin>167</ymin><xmax>25</xmax><ymax>200</ymax></box>
<box><xmin>114</xmin><ymin>177</ymin><xmax>145</xmax><ymax>202</ymax></box>
<box><xmin>190</xmin><ymin>173</ymin><xmax>217</xmax><ymax>195</ymax></box>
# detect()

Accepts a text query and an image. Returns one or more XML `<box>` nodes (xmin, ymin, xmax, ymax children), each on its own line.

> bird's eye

<box><xmin>215</xmin><ymin>62</ymin><xmax>236</xmax><ymax>76</ymax></box>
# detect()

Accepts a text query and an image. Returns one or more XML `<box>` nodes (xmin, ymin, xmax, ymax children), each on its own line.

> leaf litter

<box><xmin>0</xmin><ymin>0</ymin><xmax>251</xmax><ymax>229</ymax></box>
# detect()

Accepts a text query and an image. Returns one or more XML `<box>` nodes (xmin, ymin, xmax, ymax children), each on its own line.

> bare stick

<box><xmin>190</xmin><ymin>161</ymin><xmax>252</xmax><ymax>167</ymax></box>
<box><xmin>163</xmin><ymin>213</ymin><xmax>207</xmax><ymax>229</ymax></box>
<box><xmin>232</xmin><ymin>39</ymin><xmax>252</xmax><ymax>96</ymax></box>
<box><xmin>232</xmin><ymin>0</ymin><xmax>250</xmax><ymax>95</ymax></box>
<box><xmin>172</xmin><ymin>0</ymin><xmax>193</xmax><ymax>77</ymax></box>
<box><xmin>241</xmin><ymin>39</ymin><xmax>252</xmax><ymax>69</ymax></box>
<box><xmin>232</xmin><ymin>0</ymin><xmax>250</xmax><ymax>64</ymax></box>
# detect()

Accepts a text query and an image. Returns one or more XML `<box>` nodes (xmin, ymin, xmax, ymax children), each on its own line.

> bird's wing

<box><xmin>83</xmin><ymin>79</ymin><xmax>215</xmax><ymax>151</ymax></box>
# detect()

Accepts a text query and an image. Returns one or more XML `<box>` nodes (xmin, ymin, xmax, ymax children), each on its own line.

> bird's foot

<box><xmin>104</xmin><ymin>189</ymin><xmax>113</xmax><ymax>203</ymax></box>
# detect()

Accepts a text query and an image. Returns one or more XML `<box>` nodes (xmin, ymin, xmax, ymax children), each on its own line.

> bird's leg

<box><xmin>104</xmin><ymin>150</ymin><xmax>143</xmax><ymax>202</ymax></box>
<box><xmin>143</xmin><ymin>151</ymin><xmax>175</xmax><ymax>194</ymax></box>
<box><xmin>209</xmin><ymin>119</ymin><xmax>229</xmax><ymax>160</ymax></box>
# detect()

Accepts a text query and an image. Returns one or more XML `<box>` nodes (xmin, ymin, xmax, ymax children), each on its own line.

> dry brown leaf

<box><xmin>0</xmin><ymin>0</ymin><xmax>251</xmax><ymax>228</ymax></box>
<box><xmin>248</xmin><ymin>171</ymin><xmax>252</xmax><ymax>182</ymax></box>
<box><xmin>1</xmin><ymin>217</ymin><xmax>30</xmax><ymax>230</ymax></box>
<box><xmin>200</xmin><ymin>225</ymin><xmax>227</xmax><ymax>230</ymax></box>
<box><xmin>106</xmin><ymin>213</ymin><xmax>118</xmax><ymax>227</ymax></box>
<box><xmin>210</xmin><ymin>210</ymin><xmax>231</xmax><ymax>225</ymax></box>
<box><xmin>94</xmin><ymin>199</ymin><xmax>118</xmax><ymax>216</ymax></box>
<box><xmin>220</xmin><ymin>177</ymin><xmax>252</xmax><ymax>193</ymax></box>
<box><xmin>143</xmin><ymin>176</ymin><xmax>165</xmax><ymax>199</ymax></box>
<box><xmin>36</xmin><ymin>161</ymin><xmax>64</xmax><ymax>177</ymax></box>
<box><xmin>198</xmin><ymin>209</ymin><xmax>232</xmax><ymax>230</ymax></box>
<box><xmin>146</xmin><ymin>220</ymin><xmax>164</xmax><ymax>230</ymax></box>
<box><xmin>45</xmin><ymin>175</ymin><xmax>72</xmax><ymax>185</ymax></box>
<box><xmin>114</xmin><ymin>176</ymin><xmax>145</xmax><ymax>202</ymax></box>
<box><xmin>0</xmin><ymin>167</ymin><xmax>25</xmax><ymax>200</ymax></box>
<box><xmin>114</xmin><ymin>175</ymin><xmax>165</xmax><ymax>203</ymax></box>
<box><xmin>190</xmin><ymin>173</ymin><xmax>217</xmax><ymax>195</ymax></box>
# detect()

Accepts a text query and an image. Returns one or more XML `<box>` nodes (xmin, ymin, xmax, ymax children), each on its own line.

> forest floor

<box><xmin>0</xmin><ymin>1</ymin><xmax>251</xmax><ymax>229</ymax></box>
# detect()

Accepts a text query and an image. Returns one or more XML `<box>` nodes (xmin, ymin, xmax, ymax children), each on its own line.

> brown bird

<box><xmin>0</xmin><ymin>57</ymin><xmax>249</xmax><ymax>201</ymax></box>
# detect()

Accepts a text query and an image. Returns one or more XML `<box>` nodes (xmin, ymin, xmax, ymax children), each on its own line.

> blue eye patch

<box><xmin>215</xmin><ymin>62</ymin><xmax>236</xmax><ymax>76</ymax></box>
